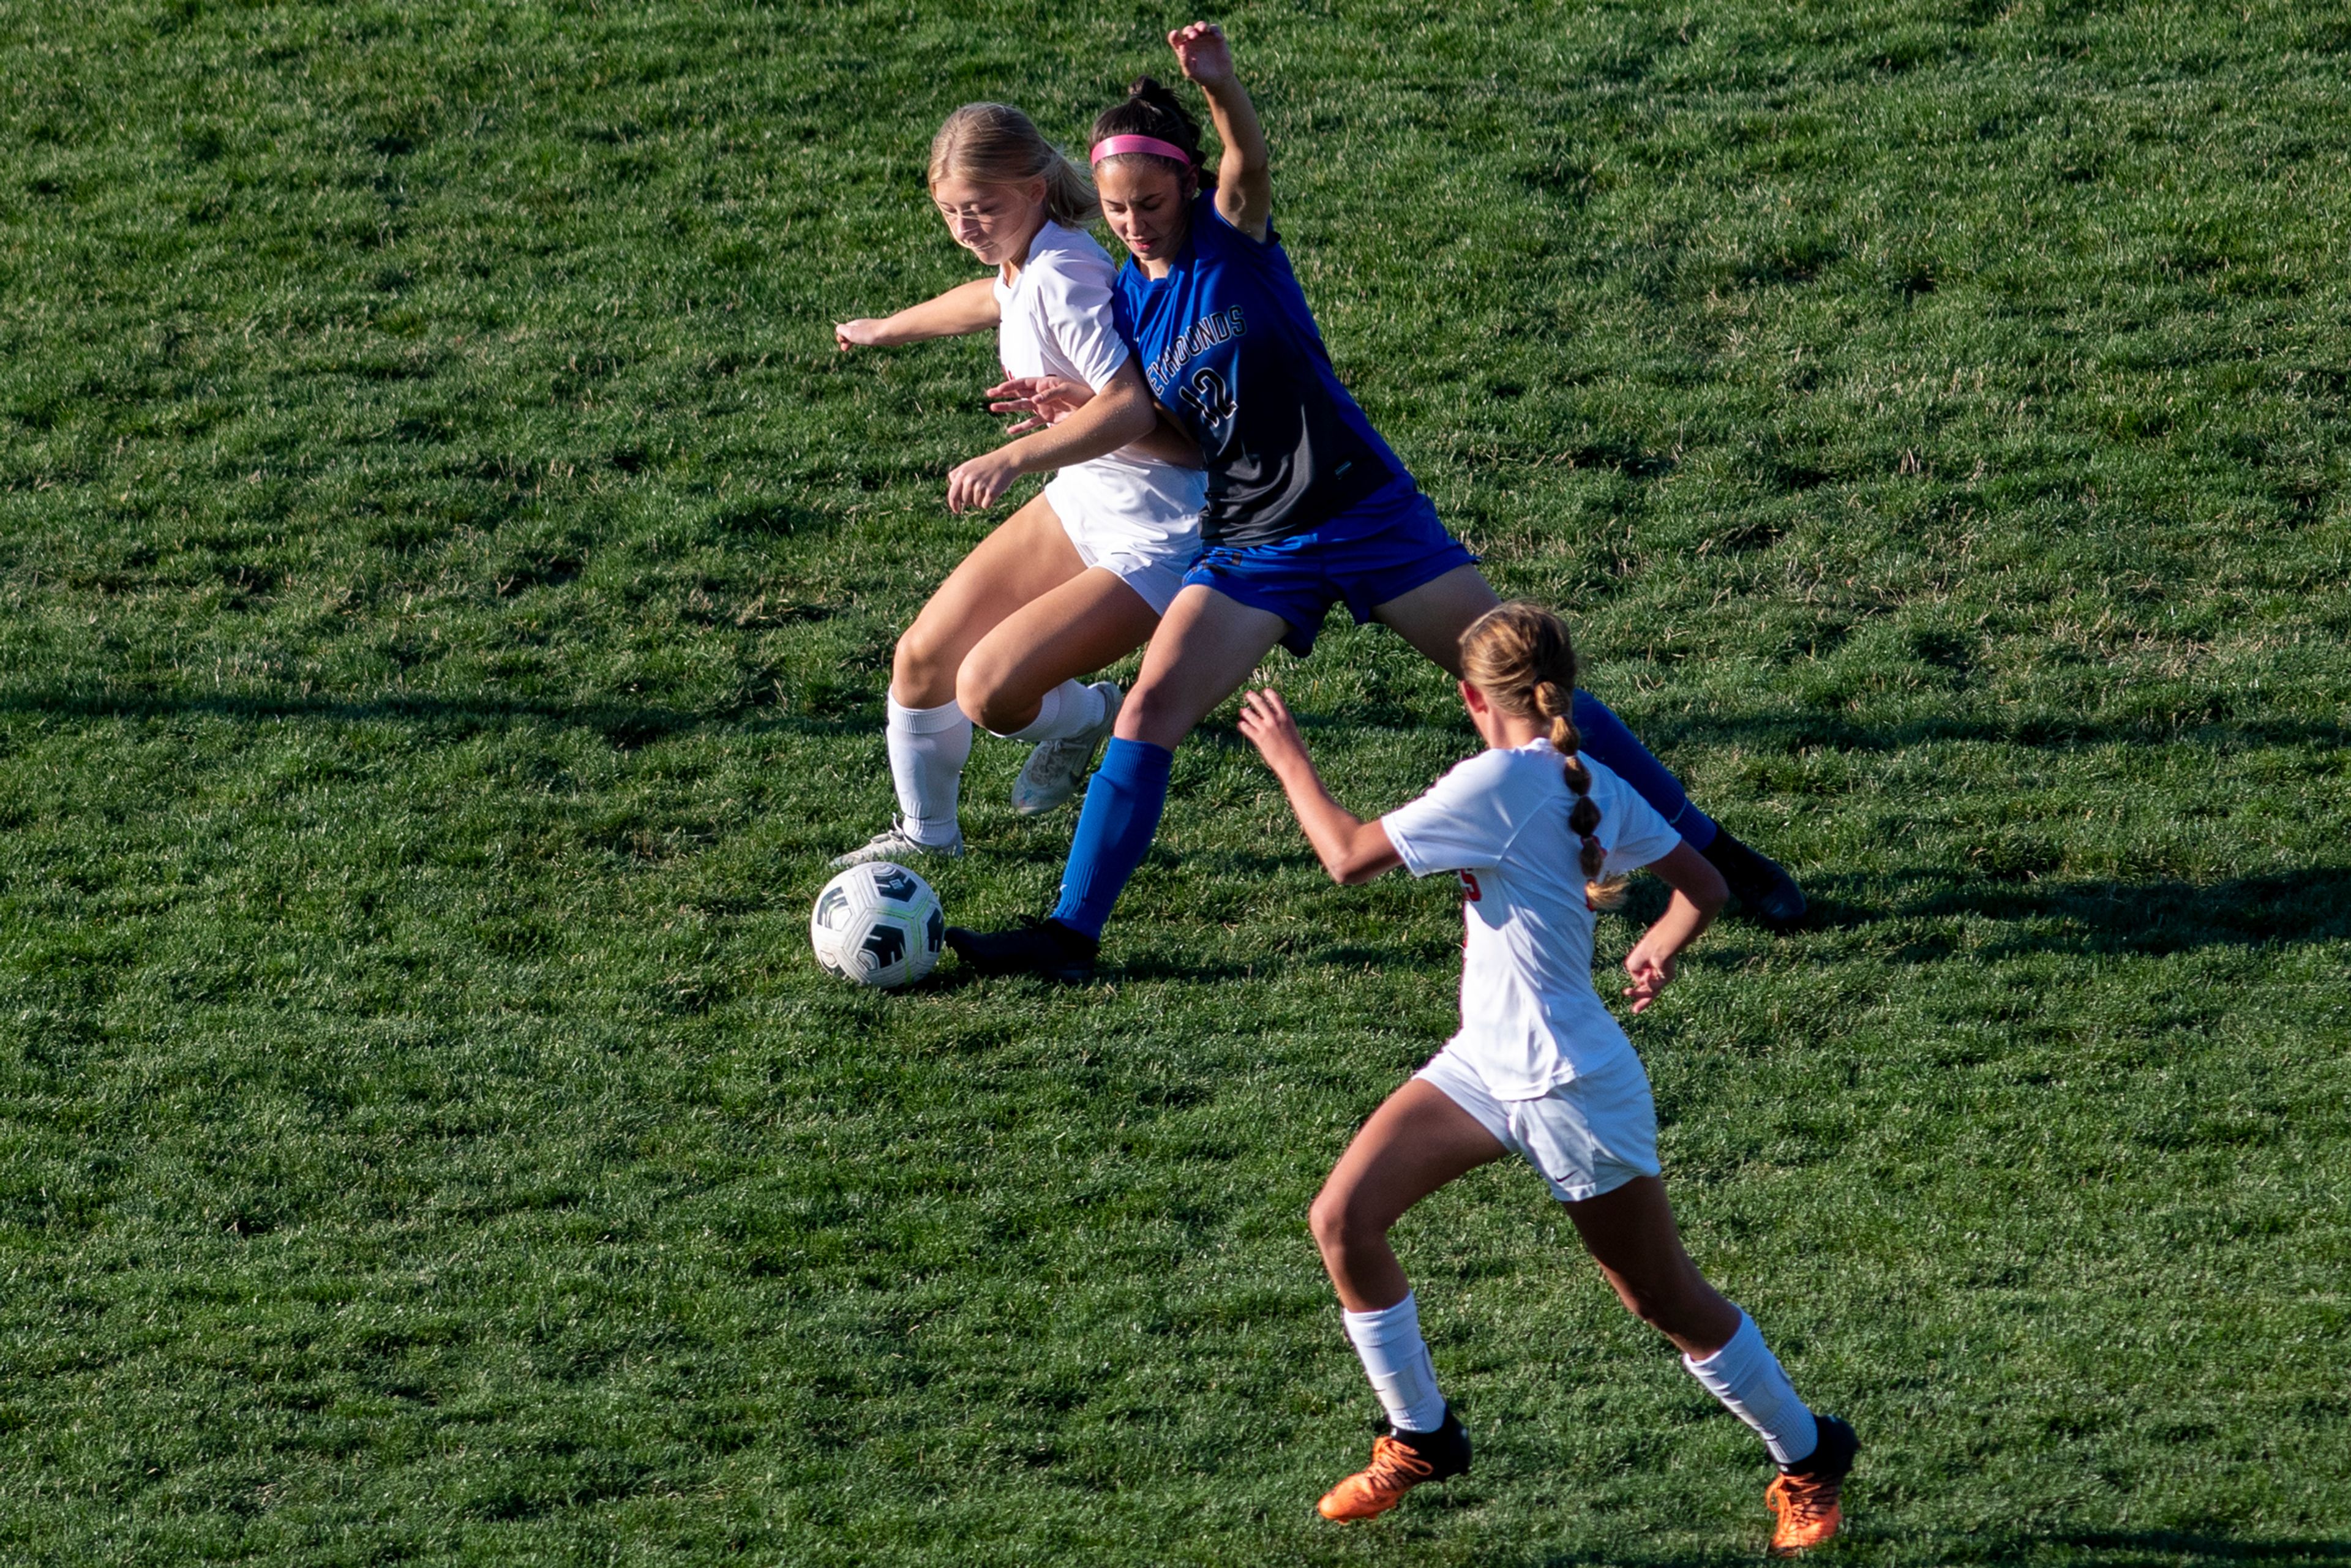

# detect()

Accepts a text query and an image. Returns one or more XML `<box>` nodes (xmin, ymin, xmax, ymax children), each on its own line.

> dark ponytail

<box><xmin>1090</xmin><ymin>75</ymin><xmax>1209</xmax><ymax>183</ymax></box>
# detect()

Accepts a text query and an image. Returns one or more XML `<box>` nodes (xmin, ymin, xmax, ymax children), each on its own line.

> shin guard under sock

<box><xmin>1683</xmin><ymin>1310</ymin><xmax>1820</xmax><ymax>1466</ymax></box>
<box><xmin>1048</xmin><ymin>738</ymin><xmax>1172</xmax><ymax>940</ymax></box>
<box><xmin>885</xmin><ymin>695</ymin><xmax>973</xmax><ymax>846</ymax></box>
<box><xmin>1342</xmin><ymin>1292</ymin><xmax>1449</xmax><ymax>1435</ymax></box>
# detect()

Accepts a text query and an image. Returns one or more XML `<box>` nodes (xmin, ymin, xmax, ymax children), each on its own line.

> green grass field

<box><xmin>4</xmin><ymin>0</ymin><xmax>2350</xmax><ymax>1562</ymax></box>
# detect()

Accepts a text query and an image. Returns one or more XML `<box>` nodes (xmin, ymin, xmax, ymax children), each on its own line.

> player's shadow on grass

<box><xmin>0</xmin><ymin>688</ymin><xmax>870</xmax><ymax>746</ymax></box>
<box><xmin>2038</xmin><ymin>1532</ymin><xmax>2351</xmax><ymax>1564</ymax></box>
<box><xmin>1636</xmin><ymin>707</ymin><xmax>2351</xmax><ymax>755</ymax></box>
<box><xmin>1512</xmin><ymin>1529</ymin><xmax>2351</xmax><ymax>1567</ymax></box>
<box><xmin>1793</xmin><ymin>866</ymin><xmax>2351</xmax><ymax>959</ymax></box>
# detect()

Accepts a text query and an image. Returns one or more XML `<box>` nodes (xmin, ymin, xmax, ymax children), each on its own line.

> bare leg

<box><xmin>1310</xmin><ymin>1079</ymin><xmax>1508</xmax><ymax>1311</ymax></box>
<box><xmin>1368</xmin><ymin>565</ymin><xmax>1500</xmax><ymax>679</ymax></box>
<box><xmin>956</xmin><ymin>568</ymin><xmax>1158</xmax><ymax>735</ymax></box>
<box><xmin>1564</xmin><ymin>1175</ymin><xmax>1742</xmax><ymax>1359</ymax></box>
<box><xmin>892</xmin><ymin>492</ymin><xmax>1089</xmax><ymax>708</ymax></box>
<box><xmin>1112</xmin><ymin>583</ymin><xmax>1290</xmax><ymax>750</ymax></box>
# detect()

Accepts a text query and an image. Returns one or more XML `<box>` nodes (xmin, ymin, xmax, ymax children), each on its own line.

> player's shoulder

<box><xmin>1198</xmin><ymin>189</ymin><xmax>1281</xmax><ymax>257</ymax></box>
<box><xmin>1024</xmin><ymin>223</ymin><xmax>1116</xmax><ymax>285</ymax></box>
<box><xmin>1417</xmin><ymin>745</ymin><xmax>1558</xmax><ymax>822</ymax></box>
<box><xmin>1433</xmin><ymin>745</ymin><xmax>1526</xmax><ymax>794</ymax></box>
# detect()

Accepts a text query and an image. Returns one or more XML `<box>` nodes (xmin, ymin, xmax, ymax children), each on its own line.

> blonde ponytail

<box><xmin>928</xmin><ymin>102</ymin><xmax>1098</xmax><ymax>227</ymax></box>
<box><xmin>1460</xmin><ymin>603</ymin><xmax>1625</xmax><ymax>909</ymax></box>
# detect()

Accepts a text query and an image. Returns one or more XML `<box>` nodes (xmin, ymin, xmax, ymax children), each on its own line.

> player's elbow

<box><xmin>1099</xmin><ymin>381</ymin><xmax>1157</xmax><ymax>445</ymax></box>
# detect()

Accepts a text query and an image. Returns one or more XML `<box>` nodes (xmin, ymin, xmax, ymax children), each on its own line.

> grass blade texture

<box><xmin>2</xmin><ymin>1</ymin><xmax>2347</xmax><ymax>1564</ymax></box>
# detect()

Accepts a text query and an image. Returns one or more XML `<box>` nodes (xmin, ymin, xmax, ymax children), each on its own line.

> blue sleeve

<box><xmin>1198</xmin><ymin>192</ymin><xmax>1284</xmax><ymax>268</ymax></box>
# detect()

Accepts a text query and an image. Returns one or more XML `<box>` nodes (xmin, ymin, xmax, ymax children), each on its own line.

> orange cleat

<box><xmin>1766</xmin><ymin>1414</ymin><xmax>1857</xmax><ymax>1556</ymax></box>
<box><xmin>1317</xmin><ymin>1411</ymin><xmax>1470</xmax><ymax>1522</ymax></box>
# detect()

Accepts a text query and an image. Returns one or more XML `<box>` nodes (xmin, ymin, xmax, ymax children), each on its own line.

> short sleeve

<box><xmin>1588</xmin><ymin>762</ymin><xmax>1682</xmax><ymax>877</ymax></box>
<box><xmin>1380</xmin><ymin>751</ymin><xmax>1523</xmax><ymax>877</ymax></box>
<box><xmin>1033</xmin><ymin>255</ymin><xmax>1131</xmax><ymax>391</ymax></box>
<box><xmin>1202</xmin><ymin>192</ymin><xmax>1281</xmax><ymax>259</ymax></box>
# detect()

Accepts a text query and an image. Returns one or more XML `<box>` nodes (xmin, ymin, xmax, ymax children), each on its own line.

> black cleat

<box><xmin>943</xmin><ymin>916</ymin><xmax>1099</xmax><ymax>982</ymax></box>
<box><xmin>1701</xmin><ymin>829</ymin><xmax>1807</xmax><ymax>932</ymax></box>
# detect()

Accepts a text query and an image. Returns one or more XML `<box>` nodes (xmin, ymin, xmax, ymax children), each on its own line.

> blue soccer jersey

<box><xmin>1113</xmin><ymin>194</ymin><xmax>1409</xmax><ymax>547</ymax></box>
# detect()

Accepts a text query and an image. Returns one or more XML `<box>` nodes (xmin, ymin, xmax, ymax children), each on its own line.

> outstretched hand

<box><xmin>1235</xmin><ymin>688</ymin><xmax>1310</xmax><ymax>776</ymax></box>
<box><xmin>835</xmin><ymin>319</ymin><xmax>888</xmax><ymax>350</ymax></box>
<box><xmin>986</xmin><ymin>373</ymin><xmax>1093</xmax><ymax>435</ymax></box>
<box><xmin>1168</xmin><ymin>20</ymin><xmax>1236</xmax><ymax>89</ymax></box>
<box><xmin>1621</xmin><ymin>939</ymin><xmax>1678</xmax><ymax>1015</ymax></box>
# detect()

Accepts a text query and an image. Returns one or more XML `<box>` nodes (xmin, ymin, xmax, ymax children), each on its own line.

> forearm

<box><xmin>869</xmin><ymin>278</ymin><xmax>999</xmax><ymax>344</ymax></box>
<box><xmin>1131</xmin><ymin>405</ymin><xmax>1205</xmax><ymax>467</ymax></box>
<box><xmin>1274</xmin><ymin>762</ymin><xmax>1367</xmax><ymax>877</ymax></box>
<box><xmin>991</xmin><ymin>376</ymin><xmax>1156</xmax><ymax>473</ymax></box>
<box><xmin>1268</xmin><ymin>761</ymin><xmax>1399</xmax><ymax>884</ymax></box>
<box><xmin>1641</xmin><ymin>891</ymin><xmax>1715</xmax><ymax>964</ymax></box>
<box><xmin>1199</xmin><ymin>75</ymin><xmax>1269</xmax><ymax>184</ymax></box>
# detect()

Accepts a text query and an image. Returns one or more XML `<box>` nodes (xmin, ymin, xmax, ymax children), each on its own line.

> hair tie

<box><xmin>1090</xmin><ymin>134</ymin><xmax>1192</xmax><ymax>167</ymax></box>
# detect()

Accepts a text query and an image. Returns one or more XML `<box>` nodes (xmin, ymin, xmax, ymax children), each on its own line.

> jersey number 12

<box><xmin>1177</xmin><ymin>366</ymin><xmax>1237</xmax><ymax>429</ymax></box>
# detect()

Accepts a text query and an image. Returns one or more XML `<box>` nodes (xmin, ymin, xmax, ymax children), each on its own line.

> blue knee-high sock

<box><xmin>1570</xmin><ymin>689</ymin><xmax>1719</xmax><ymax>850</ymax></box>
<box><xmin>1049</xmin><ymin>738</ymin><xmax>1174</xmax><ymax>939</ymax></box>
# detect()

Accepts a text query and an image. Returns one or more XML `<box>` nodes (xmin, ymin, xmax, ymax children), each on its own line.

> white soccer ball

<box><xmin>810</xmin><ymin>861</ymin><xmax>943</xmax><ymax>988</ymax></box>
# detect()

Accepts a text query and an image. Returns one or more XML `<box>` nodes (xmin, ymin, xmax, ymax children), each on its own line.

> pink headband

<box><xmin>1090</xmin><ymin>134</ymin><xmax>1191</xmax><ymax>167</ymax></box>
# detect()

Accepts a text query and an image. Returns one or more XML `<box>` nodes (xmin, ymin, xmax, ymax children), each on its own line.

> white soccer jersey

<box><xmin>995</xmin><ymin>223</ymin><xmax>1202</xmax><ymax>564</ymax></box>
<box><xmin>1382</xmin><ymin>740</ymin><xmax>1682</xmax><ymax>1098</ymax></box>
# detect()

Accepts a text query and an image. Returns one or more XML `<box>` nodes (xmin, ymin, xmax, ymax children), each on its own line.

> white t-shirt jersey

<box><xmin>1382</xmin><ymin>740</ymin><xmax>1682</xmax><ymax>1098</ymax></box>
<box><xmin>996</xmin><ymin>223</ymin><xmax>1203</xmax><ymax>564</ymax></box>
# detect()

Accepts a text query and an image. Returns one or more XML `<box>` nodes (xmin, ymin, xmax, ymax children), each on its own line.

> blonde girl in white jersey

<box><xmin>1237</xmin><ymin>602</ymin><xmax>1859</xmax><ymax>1557</ymax></box>
<box><xmin>830</xmin><ymin>104</ymin><xmax>1206</xmax><ymax>867</ymax></box>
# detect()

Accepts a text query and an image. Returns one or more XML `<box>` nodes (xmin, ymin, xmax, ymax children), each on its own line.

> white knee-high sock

<box><xmin>885</xmin><ymin>696</ymin><xmax>972</xmax><ymax>845</ymax></box>
<box><xmin>994</xmin><ymin>678</ymin><xmax>1103</xmax><ymax>743</ymax></box>
<box><xmin>1342</xmin><ymin>1292</ymin><xmax>1447</xmax><ymax>1435</ymax></box>
<box><xmin>1683</xmin><ymin>1310</ymin><xmax>1819</xmax><ymax>1466</ymax></box>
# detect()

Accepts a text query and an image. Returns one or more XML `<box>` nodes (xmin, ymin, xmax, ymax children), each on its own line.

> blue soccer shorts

<box><xmin>1180</xmin><ymin>479</ymin><xmax>1478</xmax><ymax>656</ymax></box>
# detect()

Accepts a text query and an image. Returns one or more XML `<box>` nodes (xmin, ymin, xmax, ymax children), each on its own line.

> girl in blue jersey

<box><xmin>948</xmin><ymin>23</ymin><xmax>1803</xmax><ymax>981</ymax></box>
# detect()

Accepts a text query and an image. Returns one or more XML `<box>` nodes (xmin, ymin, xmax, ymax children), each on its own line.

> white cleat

<box><xmin>830</xmin><ymin>816</ymin><xmax>964</xmax><ymax>869</ymax></box>
<box><xmin>1012</xmin><ymin>681</ymin><xmax>1122</xmax><ymax>816</ymax></box>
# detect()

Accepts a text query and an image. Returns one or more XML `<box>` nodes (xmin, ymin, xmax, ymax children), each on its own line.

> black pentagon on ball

<box><xmin>861</xmin><ymin>923</ymin><xmax>907</xmax><ymax>969</ymax></box>
<box><xmin>871</xmin><ymin>868</ymin><xmax>919</xmax><ymax>903</ymax></box>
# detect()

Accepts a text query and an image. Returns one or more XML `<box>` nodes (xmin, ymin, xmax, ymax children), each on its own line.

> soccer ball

<box><xmin>810</xmin><ymin>861</ymin><xmax>944</xmax><ymax>988</ymax></box>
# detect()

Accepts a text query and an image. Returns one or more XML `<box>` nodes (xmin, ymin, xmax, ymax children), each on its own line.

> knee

<box><xmin>1115</xmin><ymin>677</ymin><xmax>1190</xmax><ymax>746</ymax></box>
<box><xmin>1308</xmin><ymin>1188</ymin><xmax>1379</xmax><ymax>1259</ymax></box>
<box><xmin>894</xmin><ymin>622</ymin><xmax>953</xmax><ymax>694</ymax></box>
<box><xmin>954</xmin><ymin>650</ymin><xmax>1026</xmax><ymax>735</ymax></box>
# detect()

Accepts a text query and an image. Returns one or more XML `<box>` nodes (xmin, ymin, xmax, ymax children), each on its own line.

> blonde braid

<box><xmin>1461</xmin><ymin>603</ymin><xmax>1625</xmax><ymax>909</ymax></box>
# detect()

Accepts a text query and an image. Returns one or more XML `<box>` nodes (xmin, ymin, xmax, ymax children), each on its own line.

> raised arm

<box><xmin>835</xmin><ymin>277</ymin><xmax>999</xmax><ymax>350</ymax></box>
<box><xmin>1235</xmin><ymin>689</ymin><xmax>1403</xmax><ymax>883</ymax></box>
<box><xmin>1169</xmin><ymin>22</ymin><xmax>1271</xmax><ymax>242</ymax></box>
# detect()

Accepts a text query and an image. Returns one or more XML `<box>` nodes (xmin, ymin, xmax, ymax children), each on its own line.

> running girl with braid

<box><xmin>1235</xmin><ymin>602</ymin><xmax>1858</xmax><ymax>1554</ymax></box>
<box><xmin>948</xmin><ymin>23</ymin><xmax>1803</xmax><ymax>980</ymax></box>
<box><xmin>830</xmin><ymin>103</ymin><xmax>1205</xmax><ymax>868</ymax></box>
